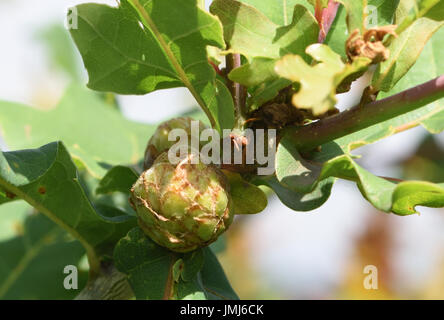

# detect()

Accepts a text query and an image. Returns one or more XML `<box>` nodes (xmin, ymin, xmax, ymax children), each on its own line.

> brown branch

<box><xmin>285</xmin><ymin>75</ymin><xmax>444</xmax><ymax>152</ymax></box>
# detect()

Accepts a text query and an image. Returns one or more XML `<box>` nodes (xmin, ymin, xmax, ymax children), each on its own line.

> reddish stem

<box><xmin>318</xmin><ymin>1</ymin><xmax>340</xmax><ymax>43</ymax></box>
<box><xmin>286</xmin><ymin>75</ymin><xmax>444</xmax><ymax>152</ymax></box>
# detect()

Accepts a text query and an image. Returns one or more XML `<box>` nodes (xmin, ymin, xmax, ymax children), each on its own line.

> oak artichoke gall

<box><xmin>131</xmin><ymin>152</ymin><xmax>234</xmax><ymax>253</ymax></box>
<box><xmin>144</xmin><ymin>117</ymin><xmax>207</xmax><ymax>169</ymax></box>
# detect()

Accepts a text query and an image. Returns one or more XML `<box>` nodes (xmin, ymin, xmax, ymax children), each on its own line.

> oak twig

<box><xmin>286</xmin><ymin>75</ymin><xmax>444</xmax><ymax>152</ymax></box>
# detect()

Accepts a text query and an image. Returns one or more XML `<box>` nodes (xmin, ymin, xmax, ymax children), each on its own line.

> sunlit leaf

<box><xmin>238</xmin><ymin>0</ymin><xmax>314</xmax><ymax>25</ymax></box>
<box><xmin>211</xmin><ymin>0</ymin><xmax>318</xmax><ymax>61</ymax></box>
<box><xmin>70</xmin><ymin>1</ymin><xmax>234</xmax><ymax>133</ymax></box>
<box><xmin>224</xmin><ymin>171</ymin><xmax>268</xmax><ymax>215</ymax></box>
<box><xmin>275</xmin><ymin>44</ymin><xmax>370</xmax><ymax>115</ymax></box>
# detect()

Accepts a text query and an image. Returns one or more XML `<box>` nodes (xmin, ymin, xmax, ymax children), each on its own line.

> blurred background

<box><xmin>1</xmin><ymin>0</ymin><xmax>444</xmax><ymax>299</ymax></box>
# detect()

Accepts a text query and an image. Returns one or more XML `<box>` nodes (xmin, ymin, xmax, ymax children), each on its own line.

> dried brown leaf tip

<box><xmin>346</xmin><ymin>25</ymin><xmax>397</xmax><ymax>64</ymax></box>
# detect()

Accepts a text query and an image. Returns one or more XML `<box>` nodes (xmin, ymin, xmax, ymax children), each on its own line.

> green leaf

<box><xmin>229</xmin><ymin>58</ymin><xmax>278</xmax><ymax>87</ymax></box>
<box><xmin>314</xmin><ymin>101</ymin><xmax>444</xmax><ymax>160</ymax></box>
<box><xmin>78</xmin><ymin>170</ymin><xmax>136</xmax><ymax>220</ymax></box>
<box><xmin>70</xmin><ymin>1</ymin><xmax>234</xmax><ymax>133</ymax></box>
<box><xmin>392</xmin><ymin>182</ymin><xmax>444</xmax><ymax>214</ymax></box>
<box><xmin>238</xmin><ymin>0</ymin><xmax>314</xmax><ymax>25</ymax></box>
<box><xmin>181</xmin><ymin>250</ymin><xmax>205</xmax><ymax>282</ymax></box>
<box><xmin>0</xmin><ymin>142</ymin><xmax>136</xmax><ymax>269</ymax></box>
<box><xmin>337</xmin><ymin>0</ymin><xmax>366</xmax><ymax>33</ymax></box>
<box><xmin>211</xmin><ymin>0</ymin><xmax>318</xmax><ymax>110</ymax></box>
<box><xmin>396</xmin><ymin>0</ymin><xmax>444</xmax><ymax>34</ymax></box>
<box><xmin>330</xmin><ymin>103</ymin><xmax>444</xmax><ymax>153</ymax></box>
<box><xmin>0</xmin><ymin>214</ymin><xmax>88</xmax><ymax>299</ymax></box>
<box><xmin>324</xmin><ymin>4</ymin><xmax>348</xmax><ymax>59</ymax></box>
<box><xmin>96</xmin><ymin>166</ymin><xmax>139</xmax><ymax>195</ymax></box>
<box><xmin>247</xmin><ymin>78</ymin><xmax>293</xmax><ymax>112</ymax></box>
<box><xmin>275</xmin><ymin>136</ymin><xmax>444</xmax><ymax>215</ymax></box>
<box><xmin>194</xmin><ymin>247</ymin><xmax>239</xmax><ymax>300</ymax></box>
<box><xmin>254</xmin><ymin>175</ymin><xmax>334</xmax><ymax>212</ymax></box>
<box><xmin>275</xmin><ymin>44</ymin><xmax>370</xmax><ymax>115</ymax></box>
<box><xmin>378</xmin><ymin>27</ymin><xmax>444</xmax><ymax>134</ymax></box>
<box><xmin>225</xmin><ymin>171</ymin><xmax>268</xmax><ymax>215</ymax></box>
<box><xmin>211</xmin><ymin>0</ymin><xmax>319</xmax><ymax>61</ymax></box>
<box><xmin>114</xmin><ymin>227</ymin><xmax>177</xmax><ymax>300</ymax></box>
<box><xmin>372</xmin><ymin>19</ymin><xmax>443</xmax><ymax>92</ymax></box>
<box><xmin>114</xmin><ymin>227</ymin><xmax>238</xmax><ymax>300</ymax></box>
<box><xmin>368</xmin><ymin>0</ymin><xmax>400</xmax><ymax>26</ymax></box>
<box><xmin>337</xmin><ymin>0</ymin><xmax>399</xmax><ymax>34</ymax></box>
<box><xmin>0</xmin><ymin>85</ymin><xmax>154</xmax><ymax>179</ymax></box>
<box><xmin>421</xmin><ymin>109</ymin><xmax>444</xmax><ymax>133</ymax></box>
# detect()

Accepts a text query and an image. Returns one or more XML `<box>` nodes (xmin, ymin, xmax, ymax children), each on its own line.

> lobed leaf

<box><xmin>275</xmin><ymin>44</ymin><xmax>370</xmax><ymax>115</ymax></box>
<box><xmin>0</xmin><ymin>85</ymin><xmax>154</xmax><ymax>179</ymax></box>
<box><xmin>70</xmin><ymin>1</ymin><xmax>234</xmax><ymax>133</ymax></box>
<box><xmin>211</xmin><ymin>0</ymin><xmax>318</xmax><ymax>61</ymax></box>
<box><xmin>114</xmin><ymin>227</ymin><xmax>238</xmax><ymax>300</ymax></box>
<box><xmin>211</xmin><ymin>0</ymin><xmax>320</xmax><ymax>111</ymax></box>
<box><xmin>275</xmin><ymin>136</ymin><xmax>444</xmax><ymax>215</ymax></box>
<box><xmin>0</xmin><ymin>142</ymin><xmax>136</xmax><ymax>265</ymax></box>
